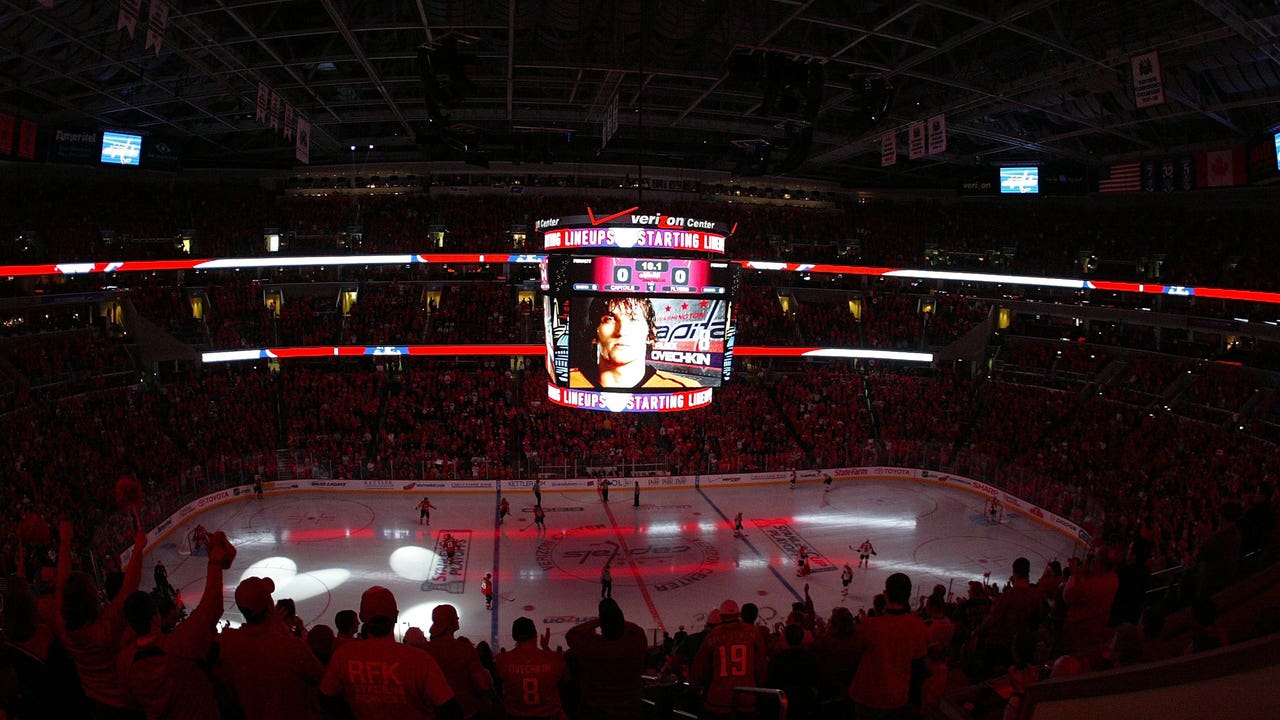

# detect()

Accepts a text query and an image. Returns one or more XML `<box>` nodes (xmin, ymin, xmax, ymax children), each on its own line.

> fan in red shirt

<box><xmin>848</xmin><ymin>572</ymin><xmax>929</xmax><ymax>716</ymax></box>
<box><xmin>564</xmin><ymin>598</ymin><xmax>648</xmax><ymax>720</ymax></box>
<box><xmin>117</xmin><ymin>530</ymin><xmax>236</xmax><ymax>720</ymax></box>
<box><xmin>319</xmin><ymin>585</ymin><xmax>461</xmax><ymax>720</ymax></box>
<box><xmin>424</xmin><ymin>603</ymin><xmax>494</xmax><ymax>719</ymax></box>
<box><xmin>495</xmin><ymin>617</ymin><xmax>569</xmax><ymax>720</ymax></box>
<box><xmin>217</xmin><ymin>575</ymin><xmax>325</xmax><ymax>720</ymax></box>
<box><xmin>690</xmin><ymin>599</ymin><xmax>769</xmax><ymax>719</ymax></box>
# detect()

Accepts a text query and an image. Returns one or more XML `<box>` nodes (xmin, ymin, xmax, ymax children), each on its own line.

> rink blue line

<box><xmin>694</xmin><ymin>485</ymin><xmax>803</xmax><ymax>603</ymax></box>
<box><xmin>490</xmin><ymin>484</ymin><xmax>502</xmax><ymax>649</ymax></box>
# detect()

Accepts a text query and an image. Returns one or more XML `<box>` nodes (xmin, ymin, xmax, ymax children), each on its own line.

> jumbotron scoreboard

<box><xmin>538</xmin><ymin>209</ymin><xmax>742</xmax><ymax>413</ymax></box>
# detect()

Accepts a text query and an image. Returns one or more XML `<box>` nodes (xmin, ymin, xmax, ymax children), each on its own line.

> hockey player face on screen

<box><xmin>589</xmin><ymin>296</ymin><xmax>656</xmax><ymax>385</ymax></box>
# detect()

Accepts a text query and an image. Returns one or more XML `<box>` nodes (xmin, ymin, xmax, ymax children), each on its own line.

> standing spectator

<box><xmin>0</xmin><ymin>576</ymin><xmax>89</xmax><ymax>718</ymax></box>
<box><xmin>690</xmin><ymin>600</ymin><xmax>769</xmax><ymax>719</ymax></box>
<box><xmin>847</xmin><ymin>572</ymin><xmax>929</xmax><ymax>718</ymax></box>
<box><xmin>565</xmin><ymin>598</ymin><xmax>648</xmax><ymax>720</ymax></box>
<box><xmin>1061</xmin><ymin>553</ymin><xmax>1119</xmax><ymax>654</ymax></box>
<box><xmin>766</xmin><ymin>624</ymin><xmax>821</xmax><ymax>719</ymax></box>
<box><xmin>1003</xmin><ymin>632</ymin><xmax>1040</xmax><ymax>720</ymax></box>
<box><xmin>920</xmin><ymin>595</ymin><xmax>956</xmax><ymax>710</ymax></box>
<box><xmin>1110</xmin><ymin>543</ymin><xmax>1150</xmax><ymax>627</ymax></box>
<box><xmin>495</xmin><ymin>618</ymin><xmax>568</xmax><ymax>720</ymax></box>
<box><xmin>664</xmin><ymin>610</ymin><xmax>718</xmax><ymax>680</ymax></box>
<box><xmin>1195</xmin><ymin>503</ymin><xmax>1243</xmax><ymax>598</ymax></box>
<box><xmin>1037</xmin><ymin>561</ymin><xmax>1063</xmax><ymax>605</ymax></box>
<box><xmin>319</xmin><ymin>586</ymin><xmax>461</xmax><ymax>720</ymax></box>
<box><xmin>56</xmin><ymin>519</ymin><xmax>147</xmax><ymax>719</ymax></box>
<box><xmin>276</xmin><ymin>598</ymin><xmax>306</xmax><ymax>638</ymax></box>
<box><xmin>217</xmin><ymin>576</ymin><xmax>325</xmax><ymax>720</ymax></box>
<box><xmin>118</xmin><ymin>530</ymin><xmax>235</xmax><ymax>720</ymax></box>
<box><xmin>975</xmin><ymin>557</ymin><xmax>1042</xmax><ymax>678</ymax></box>
<box><xmin>811</xmin><ymin>607</ymin><xmax>858</xmax><ymax>708</ymax></box>
<box><xmin>333</xmin><ymin>610</ymin><xmax>359</xmax><ymax>649</ymax></box>
<box><xmin>307</xmin><ymin>625</ymin><xmax>336</xmax><ymax>666</ymax></box>
<box><xmin>424</xmin><ymin>604</ymin><xmax>494</xmax><ymax>720</ymax></box>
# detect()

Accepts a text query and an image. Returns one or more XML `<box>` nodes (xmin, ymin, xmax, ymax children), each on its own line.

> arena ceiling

<box><xmin>3</xmin><ymin>0</ymin><xmax>1280</xmax><ymax>187</ymax></box>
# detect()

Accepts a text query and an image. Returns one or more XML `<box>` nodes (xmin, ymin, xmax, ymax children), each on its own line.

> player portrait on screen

<box><xmin>569</xmin><ymin>295</ymin><xmax>701</xmax><ymax>390</ymax></box>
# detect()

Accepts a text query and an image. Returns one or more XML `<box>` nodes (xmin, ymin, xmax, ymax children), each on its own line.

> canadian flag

<box><xmin>1196</xmin><ymin>148</ymin><xmax>1246</xmax><ymax>187</ymax></box>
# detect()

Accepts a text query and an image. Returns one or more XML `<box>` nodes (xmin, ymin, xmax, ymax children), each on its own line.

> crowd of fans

<box><xmin>6</xmin><ymin>177</ymin><xmax>1280</xmax><ymax>295</ymax></box>
<box><xmin>4</xmin><ymin>513</ymin><xmax>1276</xmax><ymax>720</ymax></box>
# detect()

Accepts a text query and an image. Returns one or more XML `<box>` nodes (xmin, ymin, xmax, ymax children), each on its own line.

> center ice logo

<box><xmin>535</xmin><ymin>526</ymin><xmax>719</xmax><ymax>592</ymax></box>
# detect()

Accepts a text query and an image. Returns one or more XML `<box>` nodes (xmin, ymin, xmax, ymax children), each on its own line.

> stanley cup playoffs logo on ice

<box><xmin>421</xmin><ymin>529</ymin><xmax>472</xmax><ymax>594</ymax></box>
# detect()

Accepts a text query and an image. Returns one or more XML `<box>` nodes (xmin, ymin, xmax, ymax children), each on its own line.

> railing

<box><xmin>90</xmin><ymin>450</ymin><xmax>275</xmax><ymax>566</ymax></box>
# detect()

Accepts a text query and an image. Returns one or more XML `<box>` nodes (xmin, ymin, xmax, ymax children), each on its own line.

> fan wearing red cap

<box><xmin>219</xmin><ymin>576</ymin><xmax>324</xmax><ymax>720</ymax></box>
<box><xmin>320</xmin><ymin>586</ymin><xmax>463</xmax><ymax>720</ymax></box>
<box><xmin>690</xmin><ymin>598</ymin><xmax>769</xmax><ymax>718</ymax></box>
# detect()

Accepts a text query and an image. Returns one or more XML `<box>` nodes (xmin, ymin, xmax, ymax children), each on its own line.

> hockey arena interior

<box><xmin>3</xmin><ymin>2</ymin><xmax>1280</xmax><ymax>719</ymax></box>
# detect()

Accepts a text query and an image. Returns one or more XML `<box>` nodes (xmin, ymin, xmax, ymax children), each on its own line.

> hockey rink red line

<box><xmin>601</xmin><ymin>499</ymin><xmax>667</xmax><ymax>634</ymax></box>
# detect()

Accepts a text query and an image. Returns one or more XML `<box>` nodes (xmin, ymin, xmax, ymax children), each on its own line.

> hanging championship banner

<box><xmin>1131</xmin><ymin>51</ymin><xmax>1165</xmax><ymax>109</ymax></box>
<box><xmin>927</xmin><ymin>114</ymin><xmax>947</xmax><ymax>155</ymax></box>
<box><xmin>17</xmin><ymin>119</ymin><xmax>38</xmax><ymax>160</ymax></box>
<box><xmin>283</xmin><ymin>104</ymin><xmax>294</xmax><ymax>140</ymax></box>
<box><xmin>295</xmin><ymin>116</ymin><xmax>311</xmax><ymax>164</ymax></box>
<box><xmin>270</xmin><ymin>91</ymin><xmax>281</xmax><ymax>131</ymax></box>
<box><xmin>0</xmin><ymin>114</ymin><xmax>13</xmax><ymax>156</ymax></box>
<box><xmin>145</xmin><ymin>1</ymin><xmax>169</xmax><ymax>56</ymax></box>
<box><xmin>256</xmin><ymin>83</ymin><xmax>269</xmax><ymax>122</ymax></box>
<box><xmin>908</xmin><ymin>121</ymin><xmax>925</xmax><ymax>159</ymax></box>
<box><xmin>118</xmin><ymin>0</ymin><xmax>141</xmax><ymax>38</ymax></box>
<box><xmin>880</xmin><ymin>130</ymin><xmax>896</xmax><ymax>167</ymax></box>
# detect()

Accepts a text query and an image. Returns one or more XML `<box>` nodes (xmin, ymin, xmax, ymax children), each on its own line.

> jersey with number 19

<box><xmin>495</xmin><ymin>643</ymin><xmax>569</xmax><ymax>718</ymax></box>
<box><xmin>689</xmin><ymin>620</ymin><xmax>769</xmax><ymax>714</ymax></box>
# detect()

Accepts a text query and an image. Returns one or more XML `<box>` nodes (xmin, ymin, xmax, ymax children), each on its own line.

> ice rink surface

<box><xmin>146</xmin><ymin>477</ymin><xmax>1083</xmax><ymax>650</ymax></box>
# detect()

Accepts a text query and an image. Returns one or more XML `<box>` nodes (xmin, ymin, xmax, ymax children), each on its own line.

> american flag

<box><xmin>1098</xmin><ymin>161</ymin><xmax>1142</xmax><ymax>193</ymax></box>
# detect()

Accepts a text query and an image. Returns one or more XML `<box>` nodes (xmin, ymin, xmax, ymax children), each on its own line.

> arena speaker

<box><xmin>731</xmin><ymin>139</ymin><xmax>772</xmax><ymax>177</ymax></box>
<box><xmin>417</xmin><ymin>36</ymin><xmax>478</xmax><ymax>121</ymax></box>
<box><xmin>846</xmin><ymin>75</ymin><xmax>893</xmax><ymax>133</ymax></box>
<box><xmin>772</xmin><ymin>123</ymin><xmax>813</xmax><ymax>175</ymax></box>
<box><xmin>727</xmin><ymin>47</ymin><xmax>824</xmax><ymax>121</ymax></box>
<box><xmin>762</xmin><ymin>54</ymin><xmax>824</xmax><ymax>121</ymax></box>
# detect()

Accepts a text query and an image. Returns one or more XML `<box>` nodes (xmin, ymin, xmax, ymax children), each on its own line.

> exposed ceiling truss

<box><xmin>2</xmin><ymin>0</ymin><xmax>1279</xmax><ymax>186</ymax></box>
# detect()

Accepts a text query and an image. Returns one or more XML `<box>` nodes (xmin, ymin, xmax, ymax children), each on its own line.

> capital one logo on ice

<box><xmin>536</xmin><ymin>527</ymin><xmax>719</xmax><ymax>591</ymax></box>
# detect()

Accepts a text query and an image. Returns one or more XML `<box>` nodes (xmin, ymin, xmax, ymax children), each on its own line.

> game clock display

<box><xmin>571</xmin><ymin>257</ymin><xmax>721</xmax><ymax>295</ymax></box>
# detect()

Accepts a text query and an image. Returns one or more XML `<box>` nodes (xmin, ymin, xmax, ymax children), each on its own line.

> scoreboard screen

<box><xmin>543</xmin><ymin>255</ymin><xmax>740</xmax><ymax>412</ymax></box>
